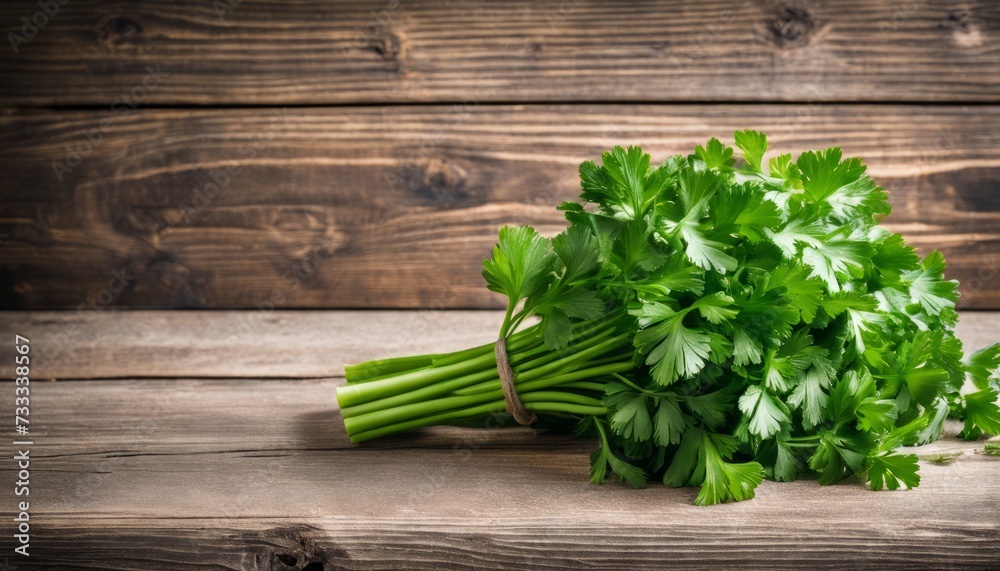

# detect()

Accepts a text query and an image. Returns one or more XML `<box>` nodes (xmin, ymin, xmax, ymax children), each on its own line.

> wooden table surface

<box><xmin>1</xmin><ymin>310</ymin><xmax>998</xmax><ymax>570</ymax></box>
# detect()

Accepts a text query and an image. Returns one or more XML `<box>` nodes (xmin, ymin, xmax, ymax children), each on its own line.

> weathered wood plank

<box><xmin>1</xmin><ymin>0</ymin><xmax>998</xmax><ymax>105</ymax></box>
<box><xmin>4</xmin><ymin>376</ymin><xmax>999</xmax><ymax>569</ymax></box>
<box><xmin>1</xmin><ymin>310</ymin><xmax>504</xmax><ymax>380</ymax></box>
<box><xmin>25</xmin><ymin>511</ymin><xmax>1000</xmax><ymax>570</ymax></box>
<box><xmin>2</xmin><ymin>310</ymin><xmax>997</xmax><ymax>380</ymax></box>
<box><xmin>24</xmin><ymin>377</ymin><xmax>580</xmax><ymax>453</ymax></box>
<box><xmin>2</xmin><ymin>105</ymin><xmax>999</xmax><ymax>309</ymax></box>
<box><xmin>18</xmin><ymin>376</ymin><xmax>992</xmax><ymax>456</ymax></box>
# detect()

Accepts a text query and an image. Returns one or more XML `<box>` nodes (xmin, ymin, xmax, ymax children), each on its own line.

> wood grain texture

<box><xmin>0</xmin><ymin>309</ymin><xmax>995</xmax><ymax>568</ymax></box>
<box><xmin>20</xmin><ymin>377</ymin><xmax>584</xmax><ymax>454</ymax></box>
<box><xmin>24</xmin><ymin>504</ymin><xmax>1000</xmax><ymax>571</ymax></box>
<box><xmin>2</xmin><ymin>310</ymin><xmax>997</xmax><ymax>380</ymax></box>
<box><xmin>22</xmin><ymin>513</ymin><xmax>1000</xmax><ymax>570</ymax></box>
<box><xmin>1</xmin><ymin>0</ymin><xmax>999</xmax><ymax>105</ymax></box>
<box><xmin>0</xmin><ymin>310</ymin><xmax>504</xmax><ymax>380</ymax></box>
<box><xmin>3</xmin><ymin>377</ymin><xmax>998</xmax><ymax>569</ymax></box>
<box><xmin>2</xmin><ymin>105</ymin><xmax>1000</xmax><ymax>309</ymax></box>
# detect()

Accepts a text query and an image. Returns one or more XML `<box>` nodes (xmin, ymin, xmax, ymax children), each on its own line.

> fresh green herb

<box><xmin>337</xmin><ymin>132</ymin><xmax>1000</xmax><ymax>505</ymax></box>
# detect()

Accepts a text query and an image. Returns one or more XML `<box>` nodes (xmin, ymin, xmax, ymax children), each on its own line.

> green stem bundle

<box><xmin>337</xmin><ymin>314</ymin><xmax>633</xmax><ymax>443</ymax></box>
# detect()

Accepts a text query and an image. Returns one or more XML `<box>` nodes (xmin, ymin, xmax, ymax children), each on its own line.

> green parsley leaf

<box><xmin>734</xmin><ymin>129</ymin><xmax>768</xmax><ymax>172</ymax></box>
<box><xmin>903</xmin><ymin>251</ymin><xmax>960</xmax><ymax>317</ymax></box>
<box><xmin>482</xmin><ymin>225</ymin><xmax>556</xmax><ymax>308</ymax></box>
<box><xmin>604</xmin><ymin>384</ymin><xmax>653</xmax><ymax>442</ymax></box>
<box><xmin>868</xmin><ymin>453</ymin><xmax>920</xmax><ymax>491</ymax></box>
<box><xmin>652</xmin><ymin>394</ymin><xmax>690</xmax><ymax>446</ymax></box>
<box><xmin>693</xmin><ymin>137</ymin><xmax>735</xmax><ymax>172</ymax></box>
<box><xmin>966</xmin><ymin>343</ymin><xmax>1000</xmax><ymax>391</ymax></box>
<box><xmin>961</xmin><ymin>388</ymin><xmax>1000</xmax><ymax>440</ymax></box>
<box><xmin>796</xmin><ymin>147</ymin><xmax>867</xmax><ymax>204</ymax></box>
<box><xmin>738</xmin><ymin>385</ymin><xmax>790</xmax><ymax>439</ymax></box>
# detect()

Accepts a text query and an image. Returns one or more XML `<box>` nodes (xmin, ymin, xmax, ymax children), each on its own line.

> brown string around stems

<box><xmin>495</xmin><ymin>337</ymin><xmax>537</xmax><ymax>425</ymax></box>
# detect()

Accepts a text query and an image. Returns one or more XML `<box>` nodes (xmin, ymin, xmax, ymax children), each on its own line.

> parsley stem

<box><xmin>558</xmin><ymin>381</ymin><xmax>609</xmax><ymax>392</ymax></box>
<box><xmin>343</xmin><ymin>367</ymin><xmax>614</xmax><ymax>434</ymax></box>
<box><xmin>340</xmin><ymin>367</ymin><xmax>499</xmax><ymax>418</ymax></box>
<box><xmin>782</xmin><ymin>442</ymin><xmax>818</xmax><ymax>449</ymax></box>
<box><xmin>453</xmin><ymin>327</ymin><xmax>627</xmax><ymax>395</ymax></box>
<box><xmin>341</xmin><ymin>322</ymin><xmax>626</xmax><ymax>414</ymax></box>
<box><xmin>344</xmin><ymin>354</ymin><xmax>438</xmax><ymax>383</ymax></box>
<box><xmin>499</xmin><ymin>301</ymin><xmax>517</xmax><ymax>339</ymax></box>
<box><xmin>785</xmin><ymin>435</ymin><xmax>821</xmax><ymax>445</ymax></box>
<box><xmin>337</xmin><ymin>309</ymin><xmax>635</xmax><ymax>441</ymax></box>
<box><xmin>347</xmin><ymin>400</ymin><xmax>608</xmax><ymax>443</ymax></box>
<box><xmin>348</xmin><ymin>322</ymin><xmax>542</xmax><ymax>382</ymax></box>
<box><xmin>337</xmin><ymin>351</ymin><xmax>498</xmax><ymax>408</ymax></box>
<box><xmin>344</xmin><ymin>363</ymin><xmax>625</xmax><ymax>437</ymax></box>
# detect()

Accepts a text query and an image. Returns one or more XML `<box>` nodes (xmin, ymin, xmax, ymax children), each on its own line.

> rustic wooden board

<box><xmin>22</xmin><ymin>377</ymin><xmax>582</xmax><ymax>453</ymax></box>
<box><xmin>1</xmin><ymin>0</ymin><xmax>998</xmax><ymax>105</ymax></box>
<box><xmin>2</xmin><ymin>310</ymin><xmax>997</xmax><ymax>380</ymax></box>
<box><xmin>0</xmin><ymin>310</ymin><xmax>504</xmax><ymax>380</ymax></box>
<box><xmin>19</xmin><ymin>374</ymin><xmax>989</xmax><ymax>455</ymax></box>
<box><xmin>25</xmin><ymin>507</ymin><xmax>1000</xmax><ymax>570</ymax></box>
<box><xmin>4</xmin><ymin>378</ymin><xmax>998</xmax><ymax>569</ymax></box>
<box><xmin>0</xmin><ymin>309</ymin><xmax>996</xmax><ymax>568</ymax></box>
<box><xmin>2</xmin><ymin>105</ymin><xmax>1000</xmax><ymax>310</ymax></box>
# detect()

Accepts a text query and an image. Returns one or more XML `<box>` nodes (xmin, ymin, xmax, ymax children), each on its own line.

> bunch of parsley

<box><xmin>338</xmin><ymin>132</ymin><xmax>1000</xmax><ymax>505</ymax></box>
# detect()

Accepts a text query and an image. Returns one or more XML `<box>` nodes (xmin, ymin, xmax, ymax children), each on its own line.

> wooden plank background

<box><xmin>2</xmin><ymin>309</ymin><xmax>998</xmax><ymax>380</ymax></box>
<box><xmin>1</xmin><ymin>0</ymin><xmax>999</xmax><ymax>104</ymax></box>
<box><xmin>2</xmin><ymin>106</ymin><xmax>1000</xmax><ymax>309</ymax></box>
<box><xmin>1</xmin><ymin>0</ymin><xmax>998</xmax><ymax>309</ymax></box>
<box><xmin>0</xmin><ymin>311</ymin><xmax>997</xmax><ymax>568</ymax></box>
